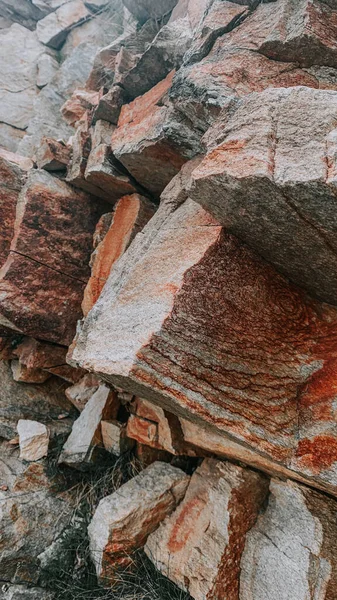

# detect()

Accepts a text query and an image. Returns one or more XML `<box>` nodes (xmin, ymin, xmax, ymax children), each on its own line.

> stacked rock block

<box><xmin>2</xmin><ymin>0</ymin><xmax>337</xmax><ymax>599</ymax></box>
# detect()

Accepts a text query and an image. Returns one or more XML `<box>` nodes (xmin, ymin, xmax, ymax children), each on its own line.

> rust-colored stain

<box><xmin>167</xmin><ymin>497</ymin><xmax>205</xmax><ymax>553</ymax></box>
<box><xmin>296</xmin><ymin>436</ymin><xmax>337</xmax><ymax>471</ymax></box>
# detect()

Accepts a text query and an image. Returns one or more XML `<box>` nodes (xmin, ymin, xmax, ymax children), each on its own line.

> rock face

<box><xmin>240</xmin><ymin>478</ymin><xmax>337</xmax><ymax>599</ymax></box>
<box><xmin>0</xmin><ymin>169</ymin><xmax>104</xmax><ymax>344</ymax></box>
<box><xmin>88</xmin><ymin>461</ymin><xmax>190</xmax><ymax>582</ymax></box>
<box><xmin>188</xmin><ymin>87</ymin><xmax>337</xmax><ymax>306</ymax></box>
<box><xmin>36</xmin><ymin>1</ymin><xmax>92</xmax><ymax>49</ymax></box>
<box><xmin>145</xmin><ymin>459</ymin><xmax>269</xmax><ymax>600</ymax></box>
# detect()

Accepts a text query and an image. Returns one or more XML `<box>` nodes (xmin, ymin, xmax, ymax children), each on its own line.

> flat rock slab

<box><xmin>17</xmin><ymin>420</ymin><xmax>50</xmax><ymax>462</ymax></box>
<box><xmin>110</xmin><ymin>71</ymin><xmax>202</xmax><ymax>197</ymax></box>
<box><xmin>70</xmin><ymin>196</ymin><xmax>337</xmax><ymax>497</ymax></box>
<box><xmin>240</xmin><ymin>478</ymin><xmax>337</xmax><ymax>599</ymax></box>
<box><xmin>145</xmin><ymin>459</ymin><xmax>268</xmax><ymax>600</ymax></box>
<box><xmin>88</xmin><ymin>461</ymin><xmax>190</xmax><ymax>582</ymax></box>
<box><xmin>188</xmin><ymin>86</ymin><xmax>337</xmax><ymax>305</ymax></box>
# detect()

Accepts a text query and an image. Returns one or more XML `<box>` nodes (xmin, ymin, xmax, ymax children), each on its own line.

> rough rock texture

<box><xmin>88</xmin><ymin>461</ymin><xmax>190</xmax><ymax>582</ymax></box>
<box><xmin>145</xmin><ymin>459</ymin><xmax>269</xmax><ymax>600</ymax></box>
<box><xmin>65</xmin><ymin>373</ymin><xmax>101</xmax><ymax>411</ymax></box>
<box><xmin>11</xmin><ymin>360</ymin><xmax>51</xmax><ymax>384</ymax></box>
<box><xmin>101</xmin><ymin>419</ymin><xmax>134</xmax><ymax>455</ymax></box>
<box><xmin>0</xmin><ymin>442</ymin><xmax>74</xmax><ymax>584</ymax></box>
<box><xmin>36</xmin><ymin>0</ymin><xmax>92</xmax><ymax>49</ymax></box>
<box><xmin>82</xmin><ymin>193</ymin><xmax>156</xmax><ymax>316</ymax></box>
<box><xmin>188</xmin><ymin>87</ymin><xmax>337</xmax><ymax>305</ymax></box>
<box><xmin>59</xmin><ymin>383</ymin><xmax>119</xmax><ymax>467</ymax></box>
<box><xmin>0</xmin><ymin>169</ymin><xmax>104</xmax><ymax>344</ymax></box>
<box><xmin>17</xmin><ymin>420</ymin><xmax>50</xmax><ymax>462</ymax></box>
<box><xmin>0</xmin><ymin>361</ymin><xmax>74</xmax><ymax>441</ymax></box>
<box><xmin>35</xmin><ymin>137</ymin><xmax>71</xmax><ymax>171</ymax></box>
<box><xmin>240</xmin><ymin>478</ymin><xmax>337</xmax><ymax>599</ymax></box>
<box><xmin>71</xmin><ymin>196</ymin><xmax>337</xmax><ymax>496</ymax></box>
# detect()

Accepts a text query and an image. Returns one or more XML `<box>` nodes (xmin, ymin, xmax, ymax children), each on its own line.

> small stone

<box><xmin>17</xmin><ymin>420</ymin><xmax>50</xmax><ymax>462</ymax></box>
<box><xmin>88</xmin><ymin>461</ymin><xmax>190</xmax><ymax>582</ymax></box>
<box><xmin>65</xmin><ymin>373</ymin><xmax>101</xmax><ymax>412</ymax></box>
<box><xmin>101</xmin><ymin>420</ymin><xmax>134</xmax><ymax>455</ymax></box>
<box><xmin>35</xmin><ymin>137</ymin><xmax>71</xmax><ymax>171</ymax></box>
<box><xmin>10</xmin><ymin>360</ymin><xmax>51</xmax><ymax>384</ymax></box>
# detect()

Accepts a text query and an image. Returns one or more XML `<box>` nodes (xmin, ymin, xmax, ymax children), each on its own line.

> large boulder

<box><xmin>145</xmin><ymin>459</ymin><xmax>269</xmax><ymax>600</ymax></box>
<box><xmin>70</xmin><ymin>193</ymin><xmax>337</xmax><ymax>497</ymax></box>
<box><xmin>188</xmin><ymin>86</ymin><xmax>337</xmax><ymax>305</ymax></box>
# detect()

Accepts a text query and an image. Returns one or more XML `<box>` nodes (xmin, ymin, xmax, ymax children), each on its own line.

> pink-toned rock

<box><xmin>88</xmin><ymin>461</ymin><xmax>190</xmax><ymax>582</ymax></box>
<box><xmin>145</xmin><ymin>459</ymin><xmax>269</xmax><ymax>600</ymax></box>
<box><xmin>70</xmin><ymin>195</ymin><xmax>337</xmax><ymax>497</ymax></box>
<box><xmin>61</xmin><ymin>89</ymin><xmax>99</xmax><ymax>126</ymax></box>
<box><xmin>65</xmin><ymin>373</ymin><xmax>101</xmax><ymax>411</ymax></box>
<box><xmin>93</xmin><ymin>86</ymin><xmax>126</xmax><ymax>125</ymax></box>
<box><xmin>188</xmin><ymin>86</ymin><xmax>337</xmax><ymax>305</ymax></box>
<box><xmin>101</xmin><ymin>420</ymin><xmax>134</xmax><ymax>455</ymax></box>
<box><xmin>110</xmin><ymin>71</ymin><xmax>202</xmax><ymax>196</ymax></box>
<box><xmin>35</xmin><ymin>137</ymin><xmax>71</xmax><ymax>171</ymax></box>
<box><xmin>222</xmin><ymin>0</ymin><xmax>337</xmax><ymax>68</ymax></box>
<box><xmin>0</xmin><ymin>169</ymin><xmax>102</xmax><ymax>344</ymax></box>
<box><xmin>17</xmin><ymin>419</ymin><xmax>49</xmax><ymax>462</ymax></box>
<box><xmin>11</xmin><ymin>360</ymin><xmax>51</xmax><ymax>384</ymax></box>
<box><xmin>82</xmin><ymin>194</ymin><xmax>156</xmax><ymax>316</ymax></box>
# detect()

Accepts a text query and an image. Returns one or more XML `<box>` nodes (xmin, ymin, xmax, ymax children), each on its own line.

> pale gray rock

<box><xmin>188</xmin><ymin>86</ymin><xmax>337</xmax><ymax>305</ymax></box>
<box><xmin>146</xmin><ymin>460</ymin><xmax>268</xmax><ymax>600</ymax></box>
<box><xmin>17</xmin><ymin>420</ymin><xmax>50</xmax><ymax>462</ymax></box>
<box><xmin>122</xmin><ymin>0</ymin><xmax>178</xmax><ymax>24</ymax></box>
<box><xmin>88</xmin><ymin>461</ymin><xmax>190</xmax><ymax>582</ymax></box>
<box><xmin>0</xmin><ymin>585</ymin><xmax>54</xmax><ymax>600</ymax></box>
<box><xmin>36</xmin><ymin>54</ymin><xmax>59</xmax><ymax>88</ymax></box>
<box><xmin>0</xmin><ymin>124</ymin><xmax>25</xmax><ymax>153</ymax></box>
<box><xmin>60</xmin><ymin>10</ymin><xmax>123</xmax><ymax>60</ymax></box>
<box><xmin>0</xmin><ymin>0</ymin><xmax>46</xmax><ymax>30</ymax></box>
<box><xmin>0</xmin><ymin>441</ymin><xmax>74</xmax><ymax>584</ymax></box>
<box><xmin>36</xmin><ymin>0</ymin><xmax>92</xmax><ymax>49</ymax></box>
<box><xmin>240</xmin><ymin>478</ymin><xmax>337</xmax><ymax>599</ymax></box>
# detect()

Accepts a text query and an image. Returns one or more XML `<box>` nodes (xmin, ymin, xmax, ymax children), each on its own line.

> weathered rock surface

<box><xmin>0</xmin><ymin>169</ymin><xmax>103</xmax><ymax>344</ymax></box>
<box><xmin>35</xmin><ymin>137</ymin><xmax>71</xmax><ymax>171</ymax></box>
<box><xmin>11</xmin><ymin>360</ymin><xmax>51</xmax><ymax>384</ymax></box>
<box><xmin>146</xmin><ymin>459</ymin><xmax>269</xmax><ymax>600</ymax></box>
<box><xmin>0</xmin><ymin>361</ymin><xmax>74</xmax><ymax>441</ymax></box>
<box><xmin>0</xmin><ymin>585</ymin><xmax>54</xmax><ymax>600</ymax></box>
<box><xmin>71</xmin><ymin>195</ymin><xmax>337</xmax><ymax>496</ymax></box>
<box><xmin>240</xmin><ymin>478</ymin><xmax>337</xmax><ymax>599</ymax></box>
<box><xmin>111</xmin><ymin>71</ymin><xmax>202</xmax><ymax>196</ymax></box>
<box><xmin>36</xmin><ymin>0</ymin><xmax>92</xmax><ymax>49</ymax></box>
<box><xmin>0</xmin><ymin>442</ymin><xmax>74</xmax><ymax>584</ymax></box>
<box><xmin>17</xmin><ymin>420</ymin><xmax>50</xmax><ymax>462</ymax></box>
<box><xmin>59</xmin><ymin>383</ymin><xmax>119</xmax><ymax>468</ymax></box>
<box><xmin>88</xmin><ymin>461</ymin><xmax>190</xmax><ymax>582</ymax></box>
<box><xmin>65</xmin><ymin>373</ymin><xmax>100</xmax><ymax>411</ymax></box>
<box><xmin>122</xmin><ymin>0</ymin><xmax>178</xmax><ymax>24</ymax></box>
<box><xmin>82</xmin><ymin>193</ymin><xmax>156</xmax><ymax>316</ymax></box>
<box><xmin>188</xmin><ymin>86</ymin><xmax>337</xmax><ymax>305</ymax></box>
<box><xmin>101</xmin><ymin>419</ymin><xmax>134</xmax><ymax>455</ymax></box>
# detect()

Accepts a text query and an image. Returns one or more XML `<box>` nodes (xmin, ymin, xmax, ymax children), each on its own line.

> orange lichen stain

<box><xmin>300</xmin><ymin>357</ymin><xmax>337</xmax><ymax>409</ymax></box>
<box><xmin>167</xmin><ymin>497</ymin><xmax>205</xmax><ymax>553</ymax></box>
<box><xmin>296</xmin><ymin>436</ymin><xmax>337</xmax><ymax>471</ymax></box>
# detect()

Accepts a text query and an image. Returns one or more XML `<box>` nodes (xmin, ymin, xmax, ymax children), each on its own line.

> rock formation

<box><xmin>1</xmin><ymin>0</ymin><xmax>337</xmax><ymax>598</ymax></box>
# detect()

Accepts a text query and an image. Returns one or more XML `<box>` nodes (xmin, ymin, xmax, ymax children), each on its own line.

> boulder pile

<box><xmin>1</xmin><ymin>0</ymin><xmax>337</xmax><ymax>598</ymax></box>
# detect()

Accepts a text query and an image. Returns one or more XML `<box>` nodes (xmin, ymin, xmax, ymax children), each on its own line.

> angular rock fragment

<box><xmin>0</xmin><ymin>169</ymin><xmax>103</xmax><ymax>344</ymax></box>
<box><xmin>17</xmin><ymin>420</ymin><xmax>50</xmax><ymax>462</ymax></box>
<box><xmin>188</xmin><ymin>86</ymin><xmax>337</xmax><ymax>305</ymax></box>
<box><xmin>111</xmin><ymin>72</ymin><xmax>202</xmax><ymax>196</ymax></box>
<box><xmin>0</xmin><ymin>361</ymin><xmax>74</xmax><ymax>441</ymax></box>
<box><xmin>0</xmin><ymin>149</ymin><xmax>32</xmax><ymax>268</ymax></box>
<box><xmin>70</xmin><ymin>195</ymin><xmax>337</xmax><ymax>497</ymax></box>
<box><xmin>35</xmin><ymin>138</ymin><xmax>71</xmax><ymax>171</ymax></box>
<box><xmin>0</xmin><ymin>0</ymin><xmax>47</xmax><ymax>30</ymax></box>
<box><xmin>222</xmin><ymin>0</ymin><xmax>337</xmax><ymax>68</ymax></box>
<box><xmin>145</xmin><ymin>459</ymin><xmax>268</xmax><ymax>600</ymax></box>
<box><xmin>93</xmin><ymin>86</ymin><xmax>125</xmax><ymax>125</ymax></box>
<box><xmin>61</xmin><ymin>89</ymin><xmax>99</xmax><ymax>126</ymax></box>
<box><xmin>82</xmin><ymin>194</ymin><xmax>156</xmax><ymax>316</ymax></box>
<box><xmin>88</xmin><ymin>461</ymin><xmax>190</xmax><ymax>582</ymax></box>
<box><xmin>240</xmin><ymin>478</ymin><xmax>337</xmax><ymax>599</ymax></box>
<box><xmin>36</xmin><ymin>0</ymin><xmax>92</xmax><ymax>49</ymax></box>
<box><xmin>65</xmin><ymin>373</ymin><xmax>100</xmax><ymax>411</ymax></box>
<box><xmin>0</xmin><ymin>442</ymin><xmax>74</xmax><ymax>584</ymax></box>
<box><xmin>101</xmin><ymin>420</ymin><xmax>134</xmax><ymax>455</ymax></box>
<box><xmin>59</xmin><ymin>383</ymin><xmax>119</xmax><ymax>468</ymax></box>
<box><xmin>11</xmin><ymin>360</ymin><xmax>51</xmax><ymax>384</ymax></box>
